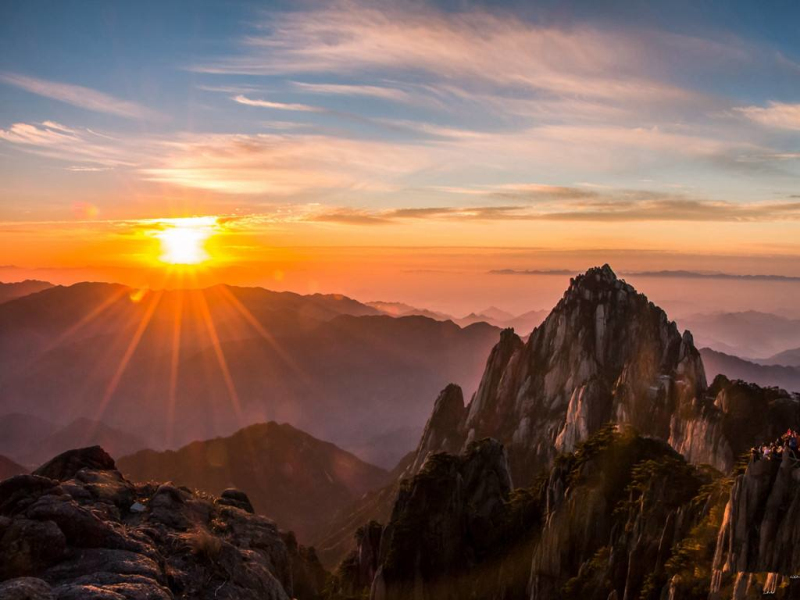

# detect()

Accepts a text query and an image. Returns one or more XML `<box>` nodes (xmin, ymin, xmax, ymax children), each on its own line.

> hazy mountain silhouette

<box><xmin>677</xmin><ymin>310</ymin><xmax>800</xmax><ymax>358</ymax></box>
<box><xmin>759</xmin><ymin>346</ymin><xmax>800</xmax><ymax>367</ymax></box>
<box><xmin>0</xmin><ymin>283</ymin><xmax>501</xmax><ymax>467</ymax></box>
<box><xmin>118</xmin><ymin>421</ymin><xmax>389</xmax><ymax>540</ymax></box>
<box><xmin>0</xmin><ymin>454</ymin><xmax>26</xmax><ymax>479</ymax></box>
<box><xmin>0</xmin><ymin>413</ymin><xmax>147</xmax><ymax>467</ymax></box>
<box><xmin>0</xmin><ymin>279</ymin><xmax>53</xmax><ymax>304</ymax></box>
<box><xmin>0</xmin><ymin>413</ymin><xmax>57</xmax><ymax>464</ymax></box>
<box><xmin>701</xmin><ymin>347</ymin><xmax>800</xmax><ymax>393</ymax></box>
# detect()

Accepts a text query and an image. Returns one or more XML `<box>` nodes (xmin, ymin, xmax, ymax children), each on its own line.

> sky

<box><xmin>1</xmin><ymin>0</ymin><xmax>800</xmax><ymax>313</ymax></box>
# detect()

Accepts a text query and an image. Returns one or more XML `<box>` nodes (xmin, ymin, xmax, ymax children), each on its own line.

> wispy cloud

<box><xmin>0</xmin><ymin>72</ymin><xmax>161</xmax><ymax>120</ymax></box>
<box><xmin>308</xmin><ymin>195</ymin><xmax>800</xmax><ymax>224</ymax></box>
<box><xmin>0</xmin><ymin>121</ymin><xmax>136</xmax><ymax>167</ymax></box>
<box><xmin>232</xmin><ymin>94</ymin><xmax>323</xmax><ymax>112</ymax></box>
<box><xmin>292</xmin><ymin>82</ymin><xmax>411</xmax><ymax>102</ymax></box>
<box><xmin>195</xmin><ymin>2</ymin><xmax>722</xmax><ymax>114</ymax></box>
<box><xmin>735</xmin><ymin>101</ymin><xmax>800</xmax><ymax>131</ymax></box>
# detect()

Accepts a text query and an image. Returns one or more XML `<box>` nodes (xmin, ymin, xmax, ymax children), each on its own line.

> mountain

<box><xmin>0</xmin><ymin>413</ymin><xmax>57</xmax><ymax>464</ymax></box>
<box><xmin>366</xmin><ymin>300</ymin><xmax>452</xmax><ymax>321</ymax></box>
<box><xmin>328</xmin><ymin>426</ymin><xmax>741</xmax><ymax>600</ymax></box>
<box><xmin>0</xmin><ymin>279</ymin><xmax>52</xmax><ymax>304</ymax></box>
<box><xmin>701</xmin><ymin>347</ymin><xmax>800</xmax><ymax>393</ymax></box>
<box><xmin>0</xmin><ymin>446</ymin><xmax>326</xmax><ymax>599</ymax></box>
<box><xmin>0</xmin><ymin>283</ymin><xmax>501</xmax><ymax>467</ymax></box>
<box><xmin>319</xmin><ymin>265</ymin><xmax>800</xmax><ymax>570</ymax></box>
<box><xmin>25</xmin><ymin>418</ymin><xmax>148</xmax><ymax>466</ymax></box>
<box><xmin>760</xmin><ymin>346</ymin><xmax>800</xmax><ymax>367</ymax></box>
<box><xmin>0</xmin><ymin>455</ymin><xmax>26</xmax><ymax>479</ymax></box>
<box><xmin>118</xmin><ymin>422</ymin><xmax>389</xmax><ymax>540</ymax></box>
<box><xmin>474</xmin><ymin>306</ymin><xmax>515</xmax><ymax>322</ymax></box>
<box><xmin>409</xmin><ymin>264</ymin><xmax>731</xmax><ymax>483</ymax></box>
<box><xmin>677</xmin><ymin>310</ymin><xmax>800</xmax><ymax>359</ymax></box>
<box><xmin>363</xmin><ymin>427</ymin><xmax>721</xmax><ymax>600</ymax></box>
<box><xmin>0</xmin><ymin>414</ymin><xmax>147</xmax><ymax>467</ymax></box>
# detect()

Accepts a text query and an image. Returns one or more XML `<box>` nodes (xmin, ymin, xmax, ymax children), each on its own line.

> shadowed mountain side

<box><xmin>0</xmin><ymin>283</ymin><xmax>501</xmax><ymax>467</ymax></box>
<box><xmin>333</xmin><ymin>427</ymin><xmax>732</xmax><ymax>600</ymax></box>
<box><xmin>0</xmin><ymin>280</ymin><xmax>53</xmax><ymax>304</ymax></box>
<box><xmin>117</xmin><ymin>422</ymin><xmax>390</xmax><ymax>541</ymax></box>
<box><xmin>702</xmin><ymin>347</ymin><xmax>800</xmax><ymax>393</ymax></box>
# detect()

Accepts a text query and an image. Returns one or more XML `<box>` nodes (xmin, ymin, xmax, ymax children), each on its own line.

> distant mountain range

<box><xmin>368</xmin><ymin>299</ymin><xmax>547</xmax><ymax>333</ymax></box>
<box><xmin>700</xmin><ymin>347</ymin><xmax>800</xmax><ymax>393</ymax></box>
<box><xmin>0</xmin><ymin>282</ymin><xmax>502</xmax><ymax>467</ymax></box>
<box><xmin>0</xmin><ymin>454</ymin><xmax>26</xmax><ymax>479</ymax></box>
<box><xmin>758</xmin><ymin>346</ymin><xmax>800</xmax><ymax>367</ymax></box>
<box><xmin>118</xmin><ymin>421</ymin><xmax>389</xmax><ymax>540</ymax></box>
<box><xmin>677</xmin><ymin>310</ymin><xmax>800</xmax><ymax>359</ymax></box>
<box><xmin>0</xmin><ymin>279</ymin><xmax>52</xmax><ymax>304</ymax></box>
<box><xmin>0</xmin><ymin>413</ymin><xmax>147</xmax><ymax>467</ymax></box>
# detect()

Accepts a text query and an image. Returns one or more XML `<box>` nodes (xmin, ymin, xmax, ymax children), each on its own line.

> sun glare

<box><xmin>155</xmin><ymin>217</ymin><xmax>216</xmax><ymax>265</ymax></box>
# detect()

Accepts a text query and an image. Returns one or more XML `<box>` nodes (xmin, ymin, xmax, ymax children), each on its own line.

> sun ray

<box><xmin>88</xmin><ymin>289</ymin><xmax>163</xmax><ymax>440</ymax></box>
<box><xmin>192</xmin><ymin>274</ymin><xmax>244</xmax><ymax>424</ymax></box>
<box><xmin>166</xmin><ymin>271</ymin><xmax>185</xmax><ymax>448</ymax></box>
<box><xmin>213</xmin><ymin>284</ymin><xmax>308</xmax><ymax>379</ymax></box>
<box><xmin>33</xmin><ymin>286</ymin><xmax>130</xmax><ymax>361</ymax></box>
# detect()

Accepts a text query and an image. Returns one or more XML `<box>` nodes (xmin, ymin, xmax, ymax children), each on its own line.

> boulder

<box><xmin>33</xmin><ymin>447</ymin><xmax>116</xmax><ymax>482</ymax></box>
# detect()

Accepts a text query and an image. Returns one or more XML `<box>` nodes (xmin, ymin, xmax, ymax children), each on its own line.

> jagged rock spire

<box><xmin>411</xmin><ymin>265</ymin><xmax>731</xmax><ymax>485</ymax></box>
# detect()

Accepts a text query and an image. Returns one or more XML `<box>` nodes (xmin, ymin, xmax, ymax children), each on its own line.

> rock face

<box><xmin>369</xmin><ymin>427</ymin><xmax>728</xmax><ymax>600</ymax></box>
<box><xmin>326</xmin><ymin>521</ymin><xmax>384</xmax><ymax>598</ymax></box>
<box><xmin>710</xmin><ymin>449</ymin><xmax>800</xmax><ymax>596</ymax></box>
<box><xmin>371</xmin><ymin>439</ymin><xmax>535</xmax><ymax>600</ymax></box>
<box><xmin>409</xmin><ymin>265</ymin><xmax>792</xmax><ymax>484</ymax></box>
<box><xmin>0</xmin><ymin>446</ymin><xmax>325</xmax><ymax>599</ymax></box>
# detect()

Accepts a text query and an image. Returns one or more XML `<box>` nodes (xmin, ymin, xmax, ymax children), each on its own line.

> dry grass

<box><xmin>184</xmin><ymin>527</ymin><xmax>223</xmax><ymax>560</ymax></box>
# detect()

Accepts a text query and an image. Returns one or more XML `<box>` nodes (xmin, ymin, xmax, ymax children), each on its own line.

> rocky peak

<box><xmin>408</xmin><ymin>384</ymin><xmax>467</xmax><ymax>475</ymax></box>
<box><xmin>409</xmin><ymin>264</ymin><xmax>733</xmax><ymax>484</ymax></box>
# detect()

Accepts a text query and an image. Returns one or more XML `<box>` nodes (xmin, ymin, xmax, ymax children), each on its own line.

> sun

<box><xmin>155</xmin><ymin>217</ymin><xmax>216</xmax><ymax>265</ymax></box>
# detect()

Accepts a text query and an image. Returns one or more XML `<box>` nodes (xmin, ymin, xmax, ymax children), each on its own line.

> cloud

<box><xmin>306</xmin><ymin>195</ymin><xmax>800</xmax><ymax>224</ymax></box>
<box><xmin>0</xmin><ymin>72</ymin><xmax>161</xmax><ymax>120</ymax></box>
<box><xmin>195</xmin><ymin>1</ymin><xmax>731</xmax><ymax>120</ymax></box>
<box><xmin>735</xmin><ymin>101</ymin><xmax>800</xmax><ymax>131</ymax></box>
<box><xmin>490</xmin><ymin>269</ymin><xmax>577</xmax><ymax>275</ymax></box>
<box><xmin>139</xmin><ymin>132</ymin><xmax>431</xmax><ymax>196</ymax></box>
<box><xmin>232</xmin><ymin>94</ymin><xmax>323</xmax><ymax>112</ymax></box>
<box><xmin>0</xmin><ymin>121</ymin><xmax>135</xmax><ymax>167</ymax></box>
<box><xmin>292</xmin><ymin>82</ymin><xmax>411</xmax><ymax>102</ymax></box>
<box><xmin>621</xmin><ymin>270</ymin><xmax>800</xmax><ymax>282</ymax></box>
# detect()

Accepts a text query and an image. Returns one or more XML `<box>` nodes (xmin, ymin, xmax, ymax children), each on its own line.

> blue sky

<box><xmin>1</xmin><ymin>0</ymin><xmax>799</xmax><ymax>262</ymax></box>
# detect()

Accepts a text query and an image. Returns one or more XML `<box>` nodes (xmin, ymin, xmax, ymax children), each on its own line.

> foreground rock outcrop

<box><xmin>0</xmin><ymin>446</ymin><xmax>325</xmax><ymax>599</ymax></box>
